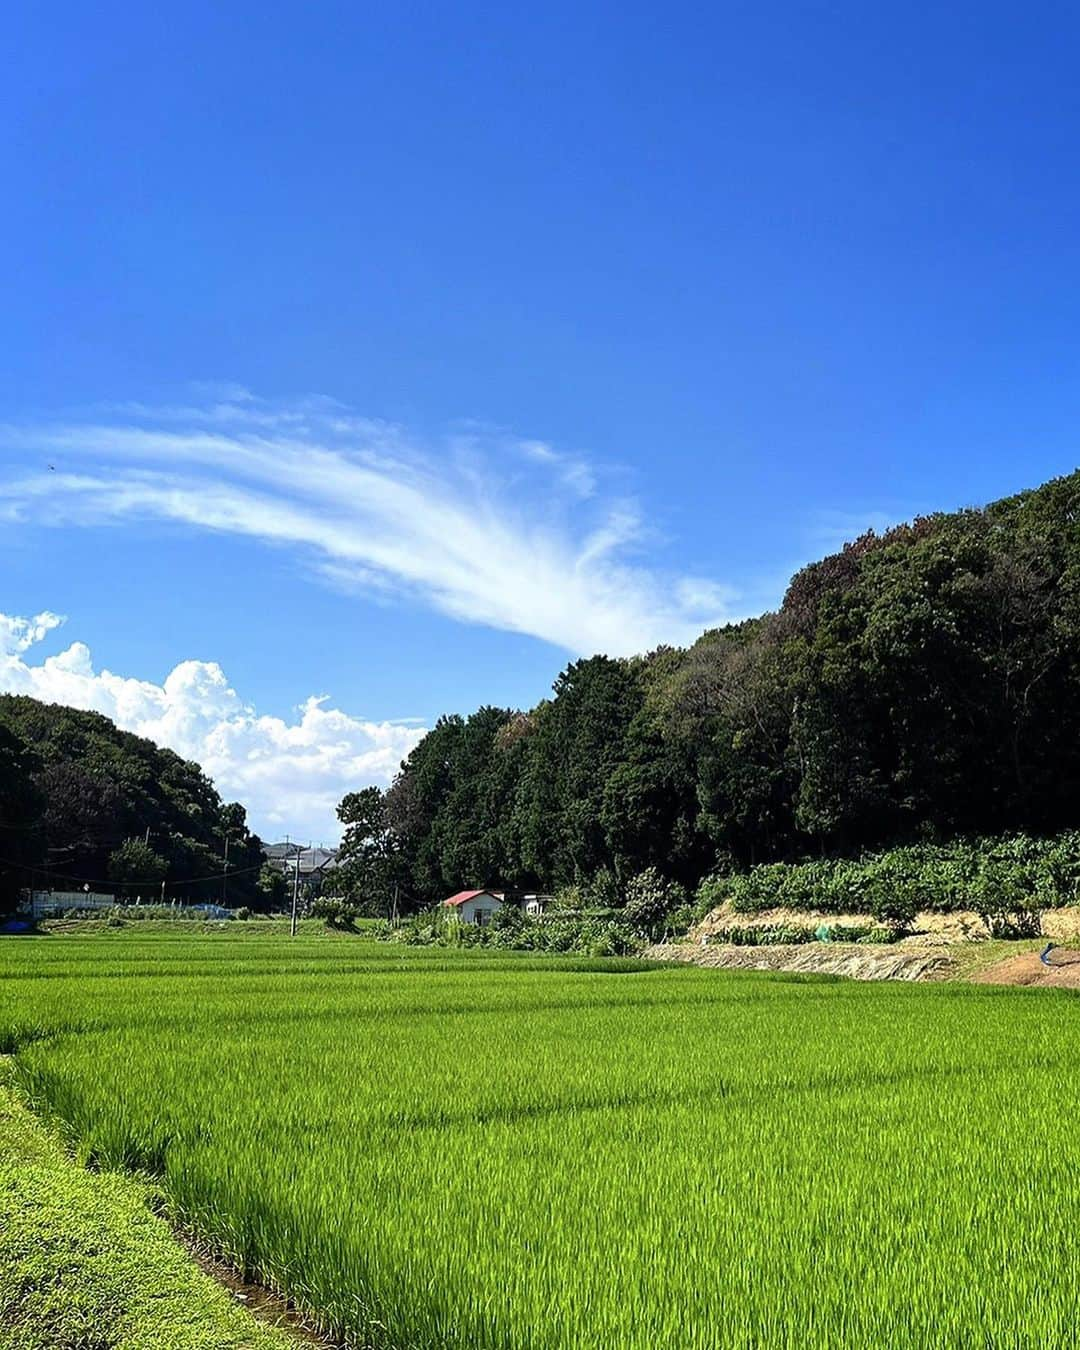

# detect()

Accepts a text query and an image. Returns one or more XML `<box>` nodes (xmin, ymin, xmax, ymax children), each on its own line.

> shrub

<box><xmin>583</xmin><ymin>869</ymin><xmax>623</xmax><ymax>910</ymax></box>
<box><xmin>694</xmin><ymin>874</ymin><xmax>734</xmax><ymax>915</ymax></box>
<box><xmin>664</xmin><ymin>904</ymin><xmax>697</xmax><ymax>938</ymax></box>
<box><xmin>870</xmin><ymin>892</ymin><xmax>917</xmax><ymax>934</ymax></box>
<box><xmin>979</xmin><ymin>908</ymin><xmax>1043</xmax><ymax>939</ymax></box>
<box><xmin>310</xmin><ymin>896</ymin><xmax>359</xmax><ymax>931</ymax></box>
<box><xmin>707</xmin><ymin>924</ymin><xmax>818</xmax><ymax>946</ymax></box>
<box><xmin>548</xmin><ymin>885</ymin><xmax>585</xmax><ymax>913</ymax></box>
<box><xmin>623</xmin><ymin>868</ymin><xmax>687</xmax><ymax>939</ymax></box>
<box><xmin>381</xmin><ymin>910</ymin><xmax>645</xmax><ymax>957</ymax></box>
<box><xmin>488</xmin><ymin>903</ymin><xmax>525</xmax><ymax>934</ymax></box>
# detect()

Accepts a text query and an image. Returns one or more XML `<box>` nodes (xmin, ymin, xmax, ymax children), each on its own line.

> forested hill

<box><xmin>0</xmin><ymin>696</ymin><xmax>264</xmax><ymax>908</ymax></box>
<box><xmin>373</xmin><ymin>469</ymin><xmax>1080</xmax><ymax>907</ymax></box>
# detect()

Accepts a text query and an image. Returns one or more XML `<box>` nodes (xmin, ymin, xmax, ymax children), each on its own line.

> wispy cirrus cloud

<box><xmin>0</xmin><ymin>610</ymin><xmax>424</xmax><ymax>842</ymax></box>
<box><xmin>0</xmin><ymin>392</ymin><xmax>737</xmax><ymax>656</ymax></box>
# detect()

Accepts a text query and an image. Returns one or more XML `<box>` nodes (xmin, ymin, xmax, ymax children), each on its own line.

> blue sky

<box><xmin>2</xmin><ymin>1</ymin><xmax>1079</xmax><ymax>839</ymax></box>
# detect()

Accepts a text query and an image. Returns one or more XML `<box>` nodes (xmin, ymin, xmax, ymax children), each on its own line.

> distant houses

<box><xmin>442</xmin><ymin>889</ymin><xmax>553</xmax><ymax>925</ymax></box>
<box><xmin>265</xmin><ymin>843</ymin><xmax>339</xmax><ymax>893</ymax></box>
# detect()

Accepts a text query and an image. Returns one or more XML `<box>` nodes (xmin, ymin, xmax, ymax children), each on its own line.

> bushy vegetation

<box><xmin>326</xmin><ymin>472</ymin><xmax>1080</xmax><ymax>912</ymax></box>
<box><xmin>0</xmin><ymin>697</ymin><xmax>267</xmax><ymax>910</ymax></box>
<box><xmin>705</xmin><ymin>922</ymin><xmax>897</xmax><ymax>946</ymax></box>
<box><xmin>7</xmin><ymin>933</ymin><xmax>1080</xmax><ymax>1346</ymax></box>
<box><xmin>309</xmin><ymin>895</ymin><xmax>361</xmax><ymax>930</ymax></box>
<box><xmin>104</xmin><ymin>903</ymin><xmax>235</xmax><ymax>922</ymax></box>
<box><xmin>696</xmin><ymin>831</ymin><xmax>1080</xmax><ymax>926</ymax></box>
<box><xmin>385</xmin><ymin>905</ymin><xmax>644</xmax><ymax>956</ymax></box>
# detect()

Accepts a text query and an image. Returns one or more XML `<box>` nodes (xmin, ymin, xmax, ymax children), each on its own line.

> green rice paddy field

<box><xmin>2</xmin><ymin>931</ymin><xmax>1080</xmax><ymax>1348</ymax></box>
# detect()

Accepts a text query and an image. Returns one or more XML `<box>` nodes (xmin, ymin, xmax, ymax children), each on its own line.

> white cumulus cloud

<box><xmin>0</xmin><ymin>612</ymin><xmax>425</xmax><ymax>843</ymax></box>
<box><xmin>0</xmin><ymin>610</ymin><xmax>66</xmax><ymax>656</ymax></box>
<box><xmin>0</xmin><ymin>393</ymin><xmax>738</xmax><ymax>656</ymax></box>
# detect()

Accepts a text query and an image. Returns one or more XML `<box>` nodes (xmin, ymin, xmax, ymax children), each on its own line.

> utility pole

<box><xmin>290</xmin><ymin>848</ymin><xmax>301</xmax><ymax>937</ymax></box>
<box><xmin>222</xmin><ymin>831</ymin><xmax>231</xmax><ymax>907</ymax></box>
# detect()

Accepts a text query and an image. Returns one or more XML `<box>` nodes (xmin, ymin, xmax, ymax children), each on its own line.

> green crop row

<box><xmin>4</xmin><ymin>933</ymin><xmax>1080</xmax><ymax>1347</ymax></box>
<box><xmin>705</xmin><ymin>922</ymin><xmax>897</xmax><ymax>946</ymax></box>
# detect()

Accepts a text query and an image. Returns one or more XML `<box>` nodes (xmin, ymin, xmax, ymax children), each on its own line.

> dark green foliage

<box><xmin>323</xmin><ymin>785</ymin><xmax>403</xmax><ymax>916</ymax></box>
<box><xmin>310</xmin><ymin>896</ymin><xmax>359</xmax><ymax>930</ymax></box>
<box><xmin>705</xmin><ymin>922</ymin><xmax>896</xmax><ymax>945</ymax></box>
<box><xmin>0</xmin><ymin>725</ymin><xmax>42</xmax><ymax>909</ymax></box>
<box><xmin>383</xmin><ymin>709</ymin><xmax>516</xmax><ymax>904</ymax></box>
<box><xmin>374</xmin><ymin>471</ymin><xmax>1080</xmax><ymax>906</ymax></box>
<box><xmin>108</xmin><ymin>838</ymin><xmax>168</xmax><ymax>897</ymax></box>
<box><xmin>389</xmin><ymin>910</ymin><xmax>644</xmax><ymax>956</ymax></box>
<box><xmin>0</xmin><ymin>696</ymin><xmax>265</xmax><ymax>908</ymax></box>
<box><xmin>256</xmin><ymin>862</ymin><xmax>288</xmax><ymax>910</ymax></box>
<box><xmin>698</xmin><ymin>831</ymin><xmax>1080</xmax><ymax>918</ymax></box>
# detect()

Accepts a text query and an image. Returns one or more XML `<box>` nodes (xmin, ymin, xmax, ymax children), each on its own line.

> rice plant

<box><xmin>3</xmin><ymin>932</ymin><xmax>1079</xmax><ymax>1347</ymax></box>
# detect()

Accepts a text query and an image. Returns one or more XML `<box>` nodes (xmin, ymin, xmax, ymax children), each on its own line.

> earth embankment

<box><xmin>644</xmin><ymin>942</ymin><xmax>952</xmax><ymax>981</ymax></box>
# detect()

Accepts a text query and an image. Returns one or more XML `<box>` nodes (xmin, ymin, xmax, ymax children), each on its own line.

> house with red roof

<box><xmin>442</xmin><ymin>889</ymin><xmax>554</xmax><ymax>924</ymax></box>
<box><xmin>442</xmin><ymin>889</ymin><xmax>505</xmax><ymax>926</ymax></box>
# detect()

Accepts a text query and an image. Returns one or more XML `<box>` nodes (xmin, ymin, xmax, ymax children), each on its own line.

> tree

<box><xmin>256</xmin><ymin>862</ymin><xmax>288</xmax><ymax>912</ymax></box>
<box><xmin>107</xmin><ymin>838</ymin><xmax>168</xmax><ymax>900</ymax></box>
<box><xmin>0</xmin><ymin>725</ymin><xmax>42</xmax><ymax>911</ymax></box>
<box><xmin>623</xmin><ymin>868</ymin><xmax>686</xmax><ymax>939</ymax></box>
<box><xmin>357</xmin><ymin>469</ymin><xmax>1080</xmax><ymax>906</ymax></box>
<box><xmin>0</xmin><ymin>694</ymin><xmax>268</xmax><ymax>906</ymax></box>
<box><xmin>384</xmin><ymin>715</ymin><xmax>467</xmax><ymax>901</ymax></box>
<box><xmin>330</xmin><ymin>786</ymin><xmax>401</xmax><ymax>916</ymax></box>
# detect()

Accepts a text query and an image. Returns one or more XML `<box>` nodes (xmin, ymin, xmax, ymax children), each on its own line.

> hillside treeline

<box><xmin>368</xmin><ymin>470</ymin><xmax>1080</xmax><ymax>907</ymax></box>
<box><xmin>0</xmin><ymin>696</ymin><xmax>265</xmax><ymax>909</ymax></box>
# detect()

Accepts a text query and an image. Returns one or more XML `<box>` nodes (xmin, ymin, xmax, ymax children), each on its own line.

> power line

<box><xmin>0</xmin><ymin>853</ymin><xmax>267</xmax><ymax>888</ymax></box>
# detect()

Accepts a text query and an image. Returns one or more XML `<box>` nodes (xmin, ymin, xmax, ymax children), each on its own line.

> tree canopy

<box><xmin>370</xmin><ymin>469</ymin><xmax>1080</xmax><ymax>907</ymax></box>
<box><xmin>0</xmin><ymin>696</ymin><xmax>267</xmax><ymax>909</ymax></box>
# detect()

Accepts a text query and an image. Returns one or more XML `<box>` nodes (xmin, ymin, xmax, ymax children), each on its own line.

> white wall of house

<box><xmin>455</xmin><ymin>894</ymin><xmax>503</xmax><ymax>925</ymax></box>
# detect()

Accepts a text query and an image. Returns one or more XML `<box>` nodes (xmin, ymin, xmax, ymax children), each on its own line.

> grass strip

<box><xmin>0</xmin><ymin>1063</ymin><xmax>292</xmax><ymax>1350</ymax></box>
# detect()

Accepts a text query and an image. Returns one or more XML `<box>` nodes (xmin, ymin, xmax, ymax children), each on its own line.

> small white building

<box><xmin>443</xmin><ymin>889</ymin><xmax>504</xmax><ymax>925</ymax></box>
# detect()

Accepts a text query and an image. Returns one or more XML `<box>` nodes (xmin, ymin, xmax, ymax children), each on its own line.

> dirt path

<box><xmin>972</xmin><ymin>948</ymin><xmax>1080</xmax><ymax>988</ymax></box>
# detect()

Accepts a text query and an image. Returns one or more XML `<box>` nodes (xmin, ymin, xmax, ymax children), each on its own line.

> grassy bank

<box><xmin>0</xmin><ymin>1061</ymin><xmax>291</xmax><ymax>1350</ymax></box>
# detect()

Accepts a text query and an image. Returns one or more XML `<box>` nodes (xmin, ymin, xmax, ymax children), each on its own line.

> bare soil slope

<box><xmin>693</xmin><ymin>905</ymin><xmax>1080</xmax><ymax>946</ymax></box>
<box><xmin>972</xmin><ymin>948</ymin><xmax>1080</xmax><ymax>988</ymax></box>
<box><xmin>645</xmin><ymin>942</ymin><xmax>952</xmax><ymax>981</ymax></box>
<box><xmin>691</xmin><ymin>904</ymin><xmax>988</xmax><ymax>944</ymax></box>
